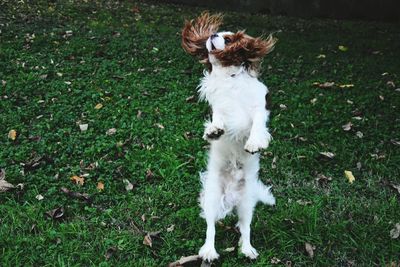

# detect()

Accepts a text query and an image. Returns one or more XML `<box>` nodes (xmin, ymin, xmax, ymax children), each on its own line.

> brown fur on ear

<box><xmin>182</xmin><ymin>12</ymin><xmax>223</xmax><ymax>69</ymax></box>
<box><xmin>212</xmin><ymin>32</ymin><xmax>277</xmax><ymax>76</ymax></box>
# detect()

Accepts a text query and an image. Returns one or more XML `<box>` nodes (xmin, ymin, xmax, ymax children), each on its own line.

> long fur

<box><xmin>182</xmin><ymin>12</ymin><xmax>276</xmax><ymax>262</ymax></box>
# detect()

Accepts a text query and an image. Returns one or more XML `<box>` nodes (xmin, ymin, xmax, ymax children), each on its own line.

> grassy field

<box><xmin>1</xmin><ymin>1</ymin><xmax>399</xmax><ymax>266</ymax></box>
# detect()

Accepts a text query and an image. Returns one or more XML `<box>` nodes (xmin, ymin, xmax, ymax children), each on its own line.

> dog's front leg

<box><xmin>244</xmin><ymin>109</ymin><xmax>272</xmax><ymax>154</ymax></box>
<box><xmin>203</xmin><ymin>108</ymin><xmax>224</xmax><ymax>141</ymax></box>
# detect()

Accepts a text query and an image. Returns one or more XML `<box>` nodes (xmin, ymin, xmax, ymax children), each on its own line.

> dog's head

<box><xmin>182</xmin><ymin>12</ymin><xmax>276</xmax><ymax>75</ymax></box>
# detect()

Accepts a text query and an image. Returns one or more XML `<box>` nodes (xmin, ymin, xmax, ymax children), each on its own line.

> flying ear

<box><xmin>181</xmin><ymin>12</ymin><xmax>223</xmax><ymax>61</ymax></box>
<box><xmin>243</xmin><ymin>34</ymin><xmax>277</xmax><ymax>62</ymax></box>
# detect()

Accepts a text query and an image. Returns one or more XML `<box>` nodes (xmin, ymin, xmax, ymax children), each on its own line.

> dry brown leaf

<box><xmin>168</xmin><ymin>255</ymin><xmax>201</xmax><ymax>267</ymax></box>
<box><xmin>271</xmin><ymin>257</ymin><xmax>282</xmax><ymax>264</ymax></box>
<box><xmin>8</xmin><ymin>129</ymin><xmax>17</xmax><ymax>141</ymax></box>
<box><xmin>70</xmin><ymin>175</ymin><xmax>84</xmax><ymax>186</ymax></box>
<box><xmin>391</xmin><ymin>184</ymin><xmax>400</xmax><ymax>195</ymax></box>
<box><xmin>319</xmin><ymin>152</ymin><xmax>335</xmax><ymax>159</ymax></box>
<box><xmin>155</xmin><ymin>123</ymin><xmax>164</xmax><ymax>129</ymax></box>
<box><xmin>143</xmin><ymin>233</ymin><xmax>152</xmax><ymax>247</ymax></box>
<box><xmin>389</xmin><ymin>223</ymin><xmax>400</xmax><ymax>239</ymax></box>
<box><xmin>390</xmin><ymin>139</ymin><xmax>400</xmax><ymax>146</ymax></box>
<box><xmin>97</xmin><ymin>182</ymin><xmax>104</xmax><ymax>191</ymax></box>
<box><xmin>105</xmin><ymin>246</ymin><xmax>118</xmax><ymax>260</ymax></box>
<box><xmin>185</xmin><ymin>95</ymin><xmax>195</xmax><ymax>102</ymax></box>
<box><xmin>123</xmin><ymin>179</ymin><xmax>134</xmax><ymax>191</ymax></box>
<box><xmin>45</xmin><ymin>207</ymin><xmax>64</xmax><ymax>220</ymax></box>
<box><xmin>60</xmin><ymin>187</ymin><xmax>91</xmax><ymax>202</ymax></box>
<box><xmin>167</xmin><ymin>224</ymin><xmax>175</xmax><ymax>232</ymax></box>
<box><xmin>305</xmin><ymin>242</ymin><xmax>315</xmax><ymax>258</ymax></box>
<box><xmin>342</xmin><ymin>122</ymin><xmax>353</xmax><ymax>131</ymax></box>
<box><xmin>0</xmin><ymin>169</ymin><xmax>15</xmax><ymax>192</ymax></box>
<box><xmin>223</xmin><ymin>247</ymin><xmax>235</xmax><ymax>252</ymax></box>
<box><xmin>94</xmin><ymin>103</ymin><xmax>103</xmax><ymax>110</ymax></box>
<box><xmin>356</xmin><ymin>131</ymin><xmax>363</xmax><ymax>138</ymax></box>
<box><xmin>315</xmin><ymin>173</ymin><xmax>332</xmax><ymax>185</ymax></box>
<box><xmin>344</xmin><ymin>170</ymin><xmax>355</xmax><ymax>184</ymax></box>
<box><xmin>106</xmin><ymin>128</ymin><xmax>117</xmax><ymax>135</ymax></box>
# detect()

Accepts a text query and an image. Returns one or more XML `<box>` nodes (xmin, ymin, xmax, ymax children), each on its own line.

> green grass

<box><xmin>1</xmin><ymin>1</ymin><xmax>400</xmax><ymax>266</ymax></box>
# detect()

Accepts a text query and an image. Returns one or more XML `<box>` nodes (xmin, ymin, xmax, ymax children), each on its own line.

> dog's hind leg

<box><xmin>199</xmin><ymin>171</ymin><xmax>221</xmax><ymax>262</ymax></box>
<box><xmin>237</xmin><ymin>194</ymin><xmax>259</xmax><ymax>259</ymax></box>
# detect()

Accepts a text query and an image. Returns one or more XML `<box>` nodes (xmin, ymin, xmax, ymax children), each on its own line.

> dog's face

<box><xmin>182</xmin><ymin>12</ymin><xmax>276</xmax><ymax>72</ymax></box>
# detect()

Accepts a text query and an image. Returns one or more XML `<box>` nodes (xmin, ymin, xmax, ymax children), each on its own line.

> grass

<box><xmin>1</xmin><ymin>1</ymin><xmax>400</xmax><ymax>266</ymax></box>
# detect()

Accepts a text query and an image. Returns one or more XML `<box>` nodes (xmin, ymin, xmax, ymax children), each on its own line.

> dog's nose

<box><xmin>211</xmin><ymin>33</ymin><xmax>218</xmax><ymax>39</ymax></box>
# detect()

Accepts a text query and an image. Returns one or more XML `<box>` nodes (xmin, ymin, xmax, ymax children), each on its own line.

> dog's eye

<box><xmin>224</xmin><ymin>37</ymin><xmax>232</xmax><ymax>44</ymax></box>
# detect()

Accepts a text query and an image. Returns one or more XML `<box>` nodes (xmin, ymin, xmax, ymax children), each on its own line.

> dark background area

<box><xmin>160</xmin><ymin>0</ymin><xmax>400</xmax><ymax>21</ymax></box>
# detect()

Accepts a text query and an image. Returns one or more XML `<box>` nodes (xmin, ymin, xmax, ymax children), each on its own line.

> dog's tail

<box><xmin>256</xmin><ymin>181</ymin><xmax>275</xmax><ymax>206</ymax></box>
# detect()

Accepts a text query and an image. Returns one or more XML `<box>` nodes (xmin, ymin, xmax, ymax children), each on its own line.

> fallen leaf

<box><xmin>123</xmin><ymin>179</ymin><xmax>134</xmax><ymax>191</ymax></box>
<box><xmin>94</xmin><ymin>103</ymin><xmax>103</xmax><ymax>110</ymax></box>
<box><xmin>271</xmin><ymin>156</ymin><xmax>277</xmax><ymax>169</ymax></box>
<box><xmin>391</xmin><ymin>139</ymin><xmax>400</xmax><ymax>146</ymax></box>
<box><xmin>136</xmin><ymin>110</ymin><xmax>142</xmax><ymax>118</ymax></box>
<box><xmin>338</xmin><ymin>45</ymin><xmax>348</xmax><ymax>52</ymax></box>
<box><xmin>315</xmin><ymin>81</ymin><xmax>335</xmax><ymax>88</ymax></box>
<box><xmin>344</xmin><ymin>170</ymin><xmax>355</xmax><ymax>184</ymax></box>
<box><xmin>143</xmin><ymin>233</ymin><xmax>153</xmax><ymax>247</ymax></box>
<box><xmin>223</xmin><ymin>247</ymin><xmax>235</xmax><ymax>252</ymax></box>
<box><xmin>391</xmin><ymin>184</ymin><xmax>400</xmax><ymax>195</ymax></box>
<box><xmin>339</xmin><ymin>84</ymin><xmax>354</xmax><ymax>88</ymax></box>
<box><xmin>168</xmin><ymin>255</ymin><xmax>201</xmax><ymax>267</ymax></box>
<box><xmin>166</xmin><ymin>224</ymin><xmax>175</xmax><ymax>232</ymax></box>
<box><xmin>60</xmin><ymin>187</ymin><xmax>91</xmax><ymax>202</ymax></box>
<box><xmin>97</xmin><ymin>182</ymin><xmax>104</xmax><ymax>191</ymax></box>
<box><xmin>0</xmin><ymin>169</ymin><xmax>15</xmax><ymax>192</ymax></box>
<box><xmin>342</xmin><ymin>122</ymin><xmax>353</xmax><ymax>131</ymax></box>
<box><xmin>8</xmin><ymin>129</ymin><xmax>17</xmax><ymax>140</ymax></box>
<box><xmin>155</xmin><ymin>123</ymin><xmax>164</xmax><ymax>129</ymax></box>
<box><xmin>79</xmin><ymin>124</ymin><xmax>88</xmax><ymax>132</ymax></box>
<box><xmin>185</xmin><ymin>95</ymin><xmax>195</xmax><ymax>102</ymax></box>
<box><xmin>105</xmin><ymin>246</ymin><xmax>118</xmax><ymax>260</ymax></box>
<box><xmin>297</xmin><ymin>199</ymin><xmax>312</xmax><ymax>205</ymax></box>
<box><xmin>70</xmin><ymin>175</ymin><xmax>84</xmax><ymax>186</ymax></box>
<box><xmin>279</xmin><ymin>104</ymin><xmax>287</xmax><ymax>110</ymax></box>
<box><xmin>319</xmin><ymin>152</ymin><xmax>335</xmax><ymax>159</ymax></box>
<box><xmin>389</xmin><ymin>223</ymin><xmax>400</xmax><ymax>239</ymax></box>
<box><xmin>316</xmin><ymin>54</ymin><xmax>326</xmax><ymax>59</ymax></box>
<box><xmin>45</xmin><ymin>207</ymin><xmax>64</xmax><ymax>220</ymax></box>
<box><xmin>387</xmin><ymin>81</ymin><xmax>396</xmax><ymax>88</ymax></box>
<box><xmin>271</xmin><ymin>257</ymin><xmax>282</xmax><ymax>264</ymax></box>
<box><xmin>36</xmin><ymin>194</ymin><xmax>44</xmax><ymax>201</ymax></box>
<box><xmin>356</xmin><ymin>131</ymin><xmax>363</xmax><ymax>138</ymax></box>
<box><xmin>315</xmin><ymin>173</ymin><xmax>332</xmax><ymax>185</ymax></box>
<box><xmin>305</xmin><ymin>242</ymin><xmax>315</xmax><ymax>258</ymax></box>
<box><xmin>106</xmin><ymin>128</ymin><xmax>117</xmax><ymax>135</ymax></box>
<box><xmin>310</xmin><ymin>98</ymin><xmax>317</xmax><ymax>104</ymax></box>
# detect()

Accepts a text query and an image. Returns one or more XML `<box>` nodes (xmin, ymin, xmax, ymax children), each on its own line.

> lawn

<box><xmin>1</xmin><ymin>1</ymin><xmax>399</xmax><ymax>266</ymax></box>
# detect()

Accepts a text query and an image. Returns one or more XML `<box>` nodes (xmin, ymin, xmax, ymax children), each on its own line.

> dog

<box><xmin>182</xmin><ymin>12</ymin><xmax>276</xmax><ymax>262</ymax></box>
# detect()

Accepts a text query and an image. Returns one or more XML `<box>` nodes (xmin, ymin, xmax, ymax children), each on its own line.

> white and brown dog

<box><xmin>182</xmin><ymin>12</ymin><xmax>276</xmax><ymax>261</ymax></box>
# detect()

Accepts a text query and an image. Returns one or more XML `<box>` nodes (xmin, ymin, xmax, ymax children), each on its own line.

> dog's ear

<box><xmin>242</xmin><ymin>34</ymin><xmax>277</xmax><ymax>62</ymax></box>
<box><xmin>182</xmin><ymin>12</ymin><xmax>223</xmax><ymax>61</ymax></box>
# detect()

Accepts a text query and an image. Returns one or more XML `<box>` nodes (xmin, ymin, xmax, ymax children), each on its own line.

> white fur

<box><xmin>197</xmin><ymin>34</ymin><xmax>275</xmax><ymax>262</ymax></box>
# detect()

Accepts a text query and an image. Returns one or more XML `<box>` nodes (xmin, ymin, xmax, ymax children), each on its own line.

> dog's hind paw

<box><xmin>199</xmin><ymin>243</ymin><xmax>219</xmax><ymax>262</ymax></box>
<box><xmin>241</xmin><ymin>244</ymin><xmax>259</xmax><ymax>259</ymax></box>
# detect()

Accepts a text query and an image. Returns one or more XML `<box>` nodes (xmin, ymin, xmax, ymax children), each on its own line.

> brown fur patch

<box><xmin>212</xmin><ymin>32</ymin><xmax>277</xmax><ymax>76</ymax></box>
<box><xmin>181</xmin><ymin>12</ymin><xmax>223</xmax><ymax>70</ymax></box>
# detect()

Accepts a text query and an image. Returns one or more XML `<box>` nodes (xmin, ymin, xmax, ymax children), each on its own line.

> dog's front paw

<box><xmin>199</xmin><ymin>243</ymin><xmax>219</xmax><ymax>262</ymax></box>
<box><xmin>203</xmin><ymin>124</ymin><xmax>224</xmax><ymax>141</ymax></box>
<box><xmin>241</xmin><ymin>244</ymin><xmax>259</xmax><ymax>259</ymax></box>
<box><xmin>244</xmin><ymin>132</ymin><xmax>272</xmax><ymax>154</ymax></box>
